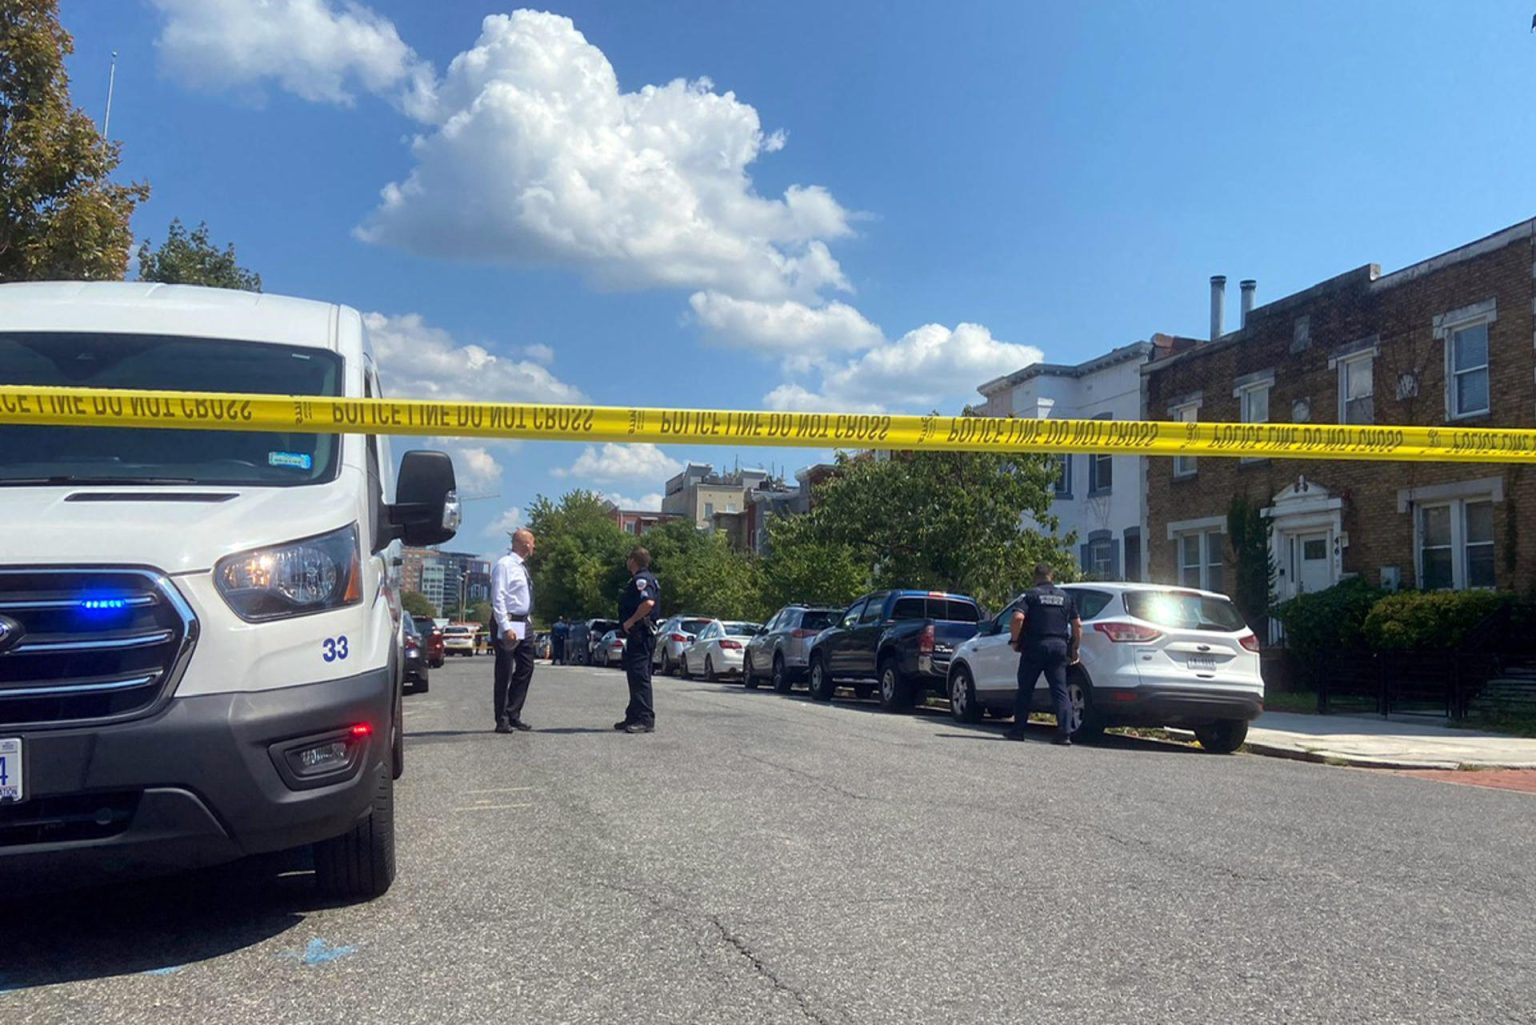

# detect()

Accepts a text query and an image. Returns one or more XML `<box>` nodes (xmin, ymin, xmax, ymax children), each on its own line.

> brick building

<box><xmin>1143</xmin><ymin>218</ymin><xmax>1536</xmax><ymax>614</ymax></box>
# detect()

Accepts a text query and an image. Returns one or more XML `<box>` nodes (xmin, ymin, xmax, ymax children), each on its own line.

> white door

<box><xmin>971</xmin><ymin>604</ymin><xmax>1020</xmax><ymax>700</ymax></box>
<box><xmin>1295</xmin><ymin>532</ymin><xmax>1333</xmax><ymax>595</ymax></box>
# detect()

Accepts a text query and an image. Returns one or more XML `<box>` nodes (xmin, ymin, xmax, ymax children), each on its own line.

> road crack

<box><xmin>706</xmin><ymin>914</ymin><xmax>836</xmax><ymax>1025</ymax></box>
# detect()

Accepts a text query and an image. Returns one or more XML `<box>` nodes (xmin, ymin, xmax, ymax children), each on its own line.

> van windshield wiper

<box><xmin>0</xmin><ymin>475</ymin><xmax>204</xmax><ymax>486</ymax></box>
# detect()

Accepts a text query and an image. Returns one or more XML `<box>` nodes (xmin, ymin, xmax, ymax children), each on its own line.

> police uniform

<box><xmin>1013</xmin><ymin>583</ymin><xmax>1079</xmax><ymax>742</ymax></box>
<box><xmin>618</xmin><ymin>568</ymin><xmax>661</xmax><ymax>729</ymax></box>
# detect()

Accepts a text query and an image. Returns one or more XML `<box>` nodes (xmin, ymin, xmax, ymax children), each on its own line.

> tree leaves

<box><xmin>137</xmin><ymin>218</ymin><xmax>262</xmax><ymax>291</ymax></box>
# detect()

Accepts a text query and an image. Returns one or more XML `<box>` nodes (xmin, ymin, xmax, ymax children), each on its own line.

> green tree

<box><xmin>758</xmin><ymin>512</ymin><xmax>868</xmax><ymax>612</ymax></box>
<box><xmin>400</xmin><ymin>590</ymin><xmax>435</xmax><ymax>618</ymax></box>
<box><xmin>524</xmin><ymin>490</ymin><xmax>631</xmax><ymax>620</ymax></box>
<box><xmin>1226</xmin><ymin>495</ymin><xmax>1274</xmax><ymax>632</ymax></box>
<box><xmin>0</xmin><ymin>0</ymin><xmax>149</xmax><ymax>281</ymax></box>
<box><xmin>782</xmin><ymin>449</ymin><xmax>1071</xmax><ymax>611</ymax></box>
<box><xmin>137</xmin><ymin>218</ymin><xmax>261</xmax><ymax>291</ymax></box>
<box><xmin>642</xmin><ymin>519</ymin><xmax>764</xmax><ymax>621</ymax></box>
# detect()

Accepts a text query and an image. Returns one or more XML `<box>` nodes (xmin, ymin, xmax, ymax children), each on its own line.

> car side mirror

<box><xmin>384</xmin><ymin>450</ymin><xmax>460</xmax><ymax>550</ymax></box>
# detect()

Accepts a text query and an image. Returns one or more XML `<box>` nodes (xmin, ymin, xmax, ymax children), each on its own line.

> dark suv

<box><xmin>743</xmin><ymin>605</ymin><xmax>843</xmax><ymax>692</ymax></box>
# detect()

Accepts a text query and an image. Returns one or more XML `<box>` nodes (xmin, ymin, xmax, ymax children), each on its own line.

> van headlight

<box><xmin>215</xmin><ymin>524</ymin><xmax>363</xmax><ymax>622</ymax></box>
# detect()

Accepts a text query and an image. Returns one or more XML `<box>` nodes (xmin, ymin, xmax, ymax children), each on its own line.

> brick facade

<box><xmin>1144</xmin><ymin>219</ymin><xmax>1536</xmax><ymax>603</ymax></box>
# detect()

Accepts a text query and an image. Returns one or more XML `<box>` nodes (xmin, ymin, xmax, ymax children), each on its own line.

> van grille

<box><xmin>0</xmin><ymin>569</ymin><xmax>196</xmax><ymax>727</ymax></box>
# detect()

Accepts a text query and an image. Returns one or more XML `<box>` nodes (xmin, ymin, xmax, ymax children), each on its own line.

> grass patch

<box><xmin>1263</xmin><ymin>691</ymin><xmax>1320</xmax><ymax>714</ymax></box>
<box><xmin>1450</xmin><ymin>714</ymin><xmax>1536</xmax><ymax>739</ymax></box>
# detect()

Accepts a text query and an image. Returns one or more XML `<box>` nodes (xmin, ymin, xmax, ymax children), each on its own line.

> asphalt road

<box><xmin>7</xmin><ymin>660</ymin><xmax>1535</xmax><ymax>1024</ymax></box>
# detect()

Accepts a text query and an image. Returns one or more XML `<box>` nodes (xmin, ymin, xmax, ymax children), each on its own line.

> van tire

<box><xmin>314</xmin><ymin>766</ymin><xmax>396</xmax><ymax>901</ymax></box>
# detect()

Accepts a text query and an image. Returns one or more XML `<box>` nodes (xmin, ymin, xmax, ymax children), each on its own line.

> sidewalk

<box><xmin>1241</xmin><ymin>712</ymin><xmax>1536</xmax><ymax>770</ymax></box>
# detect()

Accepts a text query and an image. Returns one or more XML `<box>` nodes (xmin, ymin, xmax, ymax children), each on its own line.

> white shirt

<box><xmin>491</xmin><ymin>551</ymin><xmax>532</xmax><ymax>640</ymax></box>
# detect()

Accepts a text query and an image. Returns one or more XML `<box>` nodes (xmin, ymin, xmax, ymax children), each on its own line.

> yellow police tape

<box><xmin>3</xmin><ymin>384</ymin><xmax>1536</xmax><ymax>463</ymax></box>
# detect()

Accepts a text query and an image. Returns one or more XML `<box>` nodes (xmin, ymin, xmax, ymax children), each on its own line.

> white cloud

<box><xmin>601</xmin><ymin>492</ymin><xmax>665</xmax><ymax>512</ymax></box>
<box><xmin>364</xmin><ymin>312</ymin><xmax>585</xmax><ymax>405</ymax></box>
<box><xmin>765</xmin><ymin>323</ymin><xmax>1042</xmax><ymax>414</ymax></box>
<box><xmin>357</xmin><ymin>10</ymin><xmax>853</xmax><ymax>301</ymax></box>
<box><xmin>554</xmin><ymin>443</ymin><xmax>683</xmax><ymax>483</ymax></box>
<box><xmin>424</xmin><ymin>442</ymin><xmax>504</xmax><ymax>495</ymax></box>
<box><xmin>522</xmin><ymin>343</ymin><xmax>556</xmax><ymax>366</ymax></box>
<box><xmin>485</xmin><ymin>506</ymin><xmax>523</xmax><ymax>538</ymax></box>
<box><xmin>150</xmin><ymin>0</ymin><xmax>431</xmax><ymax>108</ymax></box>
<box><xmin>689</xmin><ymin>292</ymin><xmax>882</xmax><ymax>355</ymax></box>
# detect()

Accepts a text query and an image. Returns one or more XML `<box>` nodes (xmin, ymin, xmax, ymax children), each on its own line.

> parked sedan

<box><xmin>744</xmin><ymin>605</ymin><xmax>842</xmax><ymax>692</ymax></box>
<box><xmin>594</xmin><ymin>629</ymin><xmax>626</xmax><ymax>668</ymax></box>
<box><xmin>945</xmin><ymin>583</ymin><xmax>1263</xmax><ymax>752</ymax></box>
<box><xmin>442</xmin><ymin>623</ymin><xmax>478</xmax><ymax>657</ymax></box>
<box><xmin>679</xmin><ymin>620</ymin><xmax>763</xmax><ymax>681</ymax></box>
<box><xmin>402</xmin><ymin>615</ymin><xmax>430</xmax><ymax>694</ymax></box>
<box><xmin>652</xmin><ymin>614</ymin><xmax>713</xmax><ymax>675</ymax></box>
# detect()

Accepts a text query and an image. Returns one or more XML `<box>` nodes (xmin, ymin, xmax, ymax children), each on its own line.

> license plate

<box><xmin>1187</xmin><ymin>655</ymin><xmax>1217</xmax><ymax>672</ymax></box>
<box><xmin>0</xmin><ymin>738</ymin><xmax>22</xmax><ymax>803</ymax></box>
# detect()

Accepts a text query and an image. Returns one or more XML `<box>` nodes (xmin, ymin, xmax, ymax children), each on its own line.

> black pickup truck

<box><xmin>806</xmin><ymin>590</ymin><xmax>983</xmax><ymax>711</ymax></box>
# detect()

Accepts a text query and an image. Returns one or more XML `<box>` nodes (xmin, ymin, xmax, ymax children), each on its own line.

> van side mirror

<box><xmin>385</xmin><ymin>450</ymin><xmax>460</xmax><ymax>549</ymax></box>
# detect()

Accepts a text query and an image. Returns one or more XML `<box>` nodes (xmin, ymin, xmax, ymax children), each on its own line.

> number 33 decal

<box><xmin>322</xmin><ymin>636</ymin><xmax>350</xmax><ymax>662</ymax></box>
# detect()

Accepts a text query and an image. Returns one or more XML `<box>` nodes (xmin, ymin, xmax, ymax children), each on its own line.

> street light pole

<box><xmin>102</xmin><ymin>51</ymin><xmax>118</xmax><ymax>139</ymax></box>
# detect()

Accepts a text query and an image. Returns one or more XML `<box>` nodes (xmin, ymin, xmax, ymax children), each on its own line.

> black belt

<box><xmin>507</xmin><ymin>613</ymin><xmax>529</xmax><ymax>623</ymax></box>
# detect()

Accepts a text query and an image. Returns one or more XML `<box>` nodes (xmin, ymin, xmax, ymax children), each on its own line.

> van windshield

<box><xmin>0</xmin><ymin>331</ymin><xmax>344</xmax><ymax>486</ymax></box>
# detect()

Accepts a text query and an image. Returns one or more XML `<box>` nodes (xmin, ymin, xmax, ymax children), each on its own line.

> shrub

<box><xmin>1272</xmin><ymin>577</ymin><xmax>1386</xmax><ymax>673</ymax></box>
<box><xmin>1362</xmin><ymin>590</ymin><xmax>1510</xmax><ymax>652</ymax></box>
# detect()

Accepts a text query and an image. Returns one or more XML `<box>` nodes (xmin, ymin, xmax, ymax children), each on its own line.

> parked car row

<box><xmin>641</xmin><ymin>584</ymin><xmax>1265</xmax><ymax>753</ymax></box>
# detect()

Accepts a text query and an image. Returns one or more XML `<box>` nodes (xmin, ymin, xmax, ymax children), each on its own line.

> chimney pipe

<box><xmin>1209</xmin><ymin>275</ymin><xmax>1226</xmax><ymax>341</ymax></box>
<box><xmin>1240</xmin><ymin>279</ymin><xmax>1256</xmax><ymax>327</ymax></box>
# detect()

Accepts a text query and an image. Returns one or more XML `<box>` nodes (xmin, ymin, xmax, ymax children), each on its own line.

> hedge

<box><xmin>1272</xmin><ymin>577</ymin><xmax>1385</xmax><ymax>669</ymax></box>
<box><xmin>1361</xmin><ymin>590</ymin><xmax>1510</xmax><ymax>652</ymax></box>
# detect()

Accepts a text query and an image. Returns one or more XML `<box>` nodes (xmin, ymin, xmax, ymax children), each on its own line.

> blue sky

<box><xmin>60</xmin><ymin>1</ymin><xmax>1536</xmax><ymax>551</ymax></box>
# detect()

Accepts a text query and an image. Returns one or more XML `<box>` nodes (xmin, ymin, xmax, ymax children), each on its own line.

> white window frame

<box><xmin>1414</xmin><ymin>496</ymin><xmax>1495</xmax><ymax>591</ymax></box>
<box><xmin>1434</xmin><ymin>299</ymin><xmax>1496</xmax><ymax>422</ymax></box>
<box><xmin>1087</xmin><ymin>536</ymin><xmax>1114</xmax><ymax>579</ymax></box>
<box><xmin>1233</xmin><ymin>371</ymin><xmax>1274</xmax><ymax>465</ymax></box>
<box><xmin>1088</xmin><ymin>414</ymin><xmax>1114</xmax><ymax>495</ymax></box>
<box><xmin>1169</xmin><ymin>398</ymin><xmax>1202</xmax><ymax>478</ymax></box>
<box><xmin>1053</xmin><ymin>454</ymin><xmax>1072</xmax><ymax>498</ymax></box>
<box><xmin>1335</xmin><ymin>350</ymin><xmax>1375</xmax><ymax>425</ymax></box>
<box><xmin>1167</xmin><ymin>515</ymin><xmax>1226</xmax><ymax>593</ymax></box>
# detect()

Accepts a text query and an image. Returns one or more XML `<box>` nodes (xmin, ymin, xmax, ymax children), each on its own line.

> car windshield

<box><xmin>722</xmin><ymin>622</ymin><xmax>761</xmax><ymax>636</ymax></box>
<box><xmin>679</xmin><ymin>619</ymin><xmax>710</xmax><ymax>635</ymax></box>
<box><xmin>0</xmin><ymin>332</ymin><xmax>344</xmax><ymax>486</ymax></box>
<box><xmin>1124</xmin><ymin>590</ymin><xmax>1247</xmax><ymax>633</ymax></box>
<box><xmin>799</xmin><ymin>610</ymin><xmax>839</xmax><ymax>630</ymax></box>
<box><xmin>444</xmin><ymin>626</ymin><xmax>471</xmax><ymax>635</ymax></box>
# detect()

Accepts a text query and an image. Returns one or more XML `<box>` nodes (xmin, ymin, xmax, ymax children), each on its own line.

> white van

<box><xmin>0</xmin><ymin>282</ymin><xmax>460</xmax><ymax>899</ymax></box>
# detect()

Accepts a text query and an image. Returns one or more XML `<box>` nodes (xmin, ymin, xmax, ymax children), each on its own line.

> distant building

<box><xmin>604</xmin><ymin>503</ymin><xmax>682</xmax><ymax>536</ymax></box>
<box><xmin>662</xmin><ymin>462</ymin><xmax>772</xmax><ymax>529</ymax></box>
<box><xmin>402</xmin><ymin>546</ymin><xmax>492</xmax><ymax>614</ymax></box>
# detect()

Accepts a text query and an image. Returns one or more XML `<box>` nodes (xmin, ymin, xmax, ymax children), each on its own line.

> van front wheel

<box><xmin>314</xmin><ymin>766</ymin><xmax>396</xmax><ymax>901</ymax></box>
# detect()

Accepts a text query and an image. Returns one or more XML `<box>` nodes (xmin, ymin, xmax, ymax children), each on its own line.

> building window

<box><xmin>1418</xmin><ymin>499</ymin><xmax>1494</xmax><ymax>590</ymax></box>
<box><xmin>1233</xmin><ymin>372</ymin><xmax>1273</xmax><ymax>464</ymax></box>
<box><xmin>1123</xmin><ymin>528</ymin><xmax>1142</xmax><ymax>582</ymax></box>
<box><xmin>1176</xmin><ymin>531</ymin><xmax>1225</xmax><ymax>593</ymax></box>
<box><xmin>1088</xmin><ymin>451</ymin><xmax>1112</xmax><ymax>494</ymax></box>
<box><xmin>1448</xmin><ymin>322</ymin><xmax>1490</xmax><ymax>419</ymax></box>
<box><xmin>1338</xmin><ymin>352</ymin><xmax>1375</xmax><ymax>424</ymax></box>
<box><xmin>1087</xmin><ymin>537</ymin><xmax>1113</xmax><ymax>579</ymax></box>
<box><xmin>1171</xmin><ymin>401</ymin><xmax>1200</xmax><ymax>478</ymax></box>
<box><xmin>704</xmin><ymin>502</ymin><xmax>714</xmax><ymax>520</ymax></box>
<box><xmin>1053</xmin><ymin>455</ymin><xmax>1072</xmax><ymax>498</ymax></box>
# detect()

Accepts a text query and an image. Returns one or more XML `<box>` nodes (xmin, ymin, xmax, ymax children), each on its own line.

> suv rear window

<box><xmin>891</xmin><ymin>596</ymin><xmax>981</xmax><ymax>622</ymax></box>
<box><xmin>1064</xmin><ymin>588</ymin><xmax>1115</xmax><ymax>620</ymax></box>
<box><xmin>679</xmin><ymin>619</ymin><xmax>710</xmax><ymax>635</ymax></box>
<box><xmin>1124</xmin><ymin>590</ymin><xmax>1247</xmax><ymax>632</ymax></box>
<box><xmin>799</xmin><ymin>610</ymin><xmax>839</xmax><ymax>631</ymax></box>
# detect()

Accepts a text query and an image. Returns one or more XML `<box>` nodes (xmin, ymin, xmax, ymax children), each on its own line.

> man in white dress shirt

<box><xmin>491</xmin><ymin>528</ymin><xmax>538</xmax><ymax>733</ymax></box>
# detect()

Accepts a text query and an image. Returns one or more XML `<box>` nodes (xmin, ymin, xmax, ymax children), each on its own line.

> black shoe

<box><xmin>494</xmin><ymin>720</ymin><xmax>514</xmax><ymax>734</ymax></box>
<box><xmin>623</xmin><ymin>722</ymin><xmax>655</xmax><ymax>734</ymax></box>
<box><xmin>510</xmin><ymin>720</ymin><xmax>533</xmax><ymax>732</ymax></box>
<box><xmin>614</xmin><ymin>719</ymin><xmax>633</xmax><ymax>731</ymax></box>
<box><xmin>1004</xmin><ymin>727</ymin><xmax>1028</xmax><ymax>742</ymax></box>
<box><xmin>1051</xmin><ymin>735</ymin><xmax>1072</xmax><ymax>746</ymax></box>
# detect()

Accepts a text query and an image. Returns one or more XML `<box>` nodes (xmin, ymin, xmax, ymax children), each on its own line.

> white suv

<box><xmin>946</xmin><ymin>583</ymin><xmax>1264</xmax><ymax>752</ymax></box>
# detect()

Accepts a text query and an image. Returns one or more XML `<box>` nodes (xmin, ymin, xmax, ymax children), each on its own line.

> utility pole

<box><xmin>102</xmin><ymin>51</ymin><xmax>119</xmax><ymax>139</ymax></box>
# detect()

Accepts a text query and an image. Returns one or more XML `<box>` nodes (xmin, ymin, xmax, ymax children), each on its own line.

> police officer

<box><xmin>614</xmin><ymin>546</ymin><xmax>661</xmax><ymax>734</ymax></box>
<box><xmin>1007</xmin><ymin>562</ymin><xmax>1082</xmax><ymax>745</ymax></box>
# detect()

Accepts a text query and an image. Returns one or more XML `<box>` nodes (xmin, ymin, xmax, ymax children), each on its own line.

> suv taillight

<box><xmin>670</xmin><ymin>633</ymin><xmax>689</xmax><ymax>642</ymax></box>
<box><xmin>1093</xmin><ymin>621</ymin><xmax>1163</xmax><ymax>643</ymax></box>
<box><xmin>919</xmin><ymin>624</ymin><xmax>935</xmax><ymax>654</ymax></box>
<box><xmin>1239</xmin><ymin>631</ymin><xmax>1261</xmax><ymax>653</ymax></box>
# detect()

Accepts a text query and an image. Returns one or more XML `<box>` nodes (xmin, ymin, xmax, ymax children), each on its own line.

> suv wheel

<box><xmin>744</xmin><ymin>654</ymin><xmax>759</xmax><ymax>689</ymax></box>
<box><xmin>1067</xmin><ymin>671</ymin><xmax>1106</xmax><ymax>741</ymax></box>
<box><xmin>772</xmin><ymin>655</ymin><xmax>791</xmax><ymax>694</ymax></box>
<box><xmin>1194</xmin><ymin>719</ymin><xmax>1248</xmax><ymax>754</ymax></box>
<box><xmin>808</xmin><ymin>656</ymin><xmax>834</xmax><ymax>702</ymax></box>
<box><xmin>950</xmin><ymin>664</ymin><xmax>981</xmax><ymax>723</ymax></box>
<box><xmin>877</xmin><ymin>658</ymin><xmax>914</xmax><ymax>712</ymax></box>
<box><xmin>314</xmin><ymin>766</ymin><xmax>396</xmax><ymax>901</ymax></box>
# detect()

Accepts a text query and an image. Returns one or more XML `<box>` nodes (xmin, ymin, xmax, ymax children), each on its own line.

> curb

<box><xmin>1240</xmin><ymin>740</ymin><xmax>1462</xmax><ymax>771</ymax></box>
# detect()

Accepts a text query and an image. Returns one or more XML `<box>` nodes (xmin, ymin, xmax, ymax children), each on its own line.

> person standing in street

<box><xmin>1008</xmin><ymin>562</ymin><xmax>1082</xmax><ymax>745</ymax></box>
<box><xmin>552</xmin><ymin>616</ymin><xmax>568</xmax><ymax>665</ymax></box>
<box><xmin>491</xmin><ymin>528</ymin><xmax>538</xmax><ymax>734</ymax></box>
<box><xmin>614</xmin><ymin>546</ymin><xmax>661</xmax><ymax>734</ymax></box>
